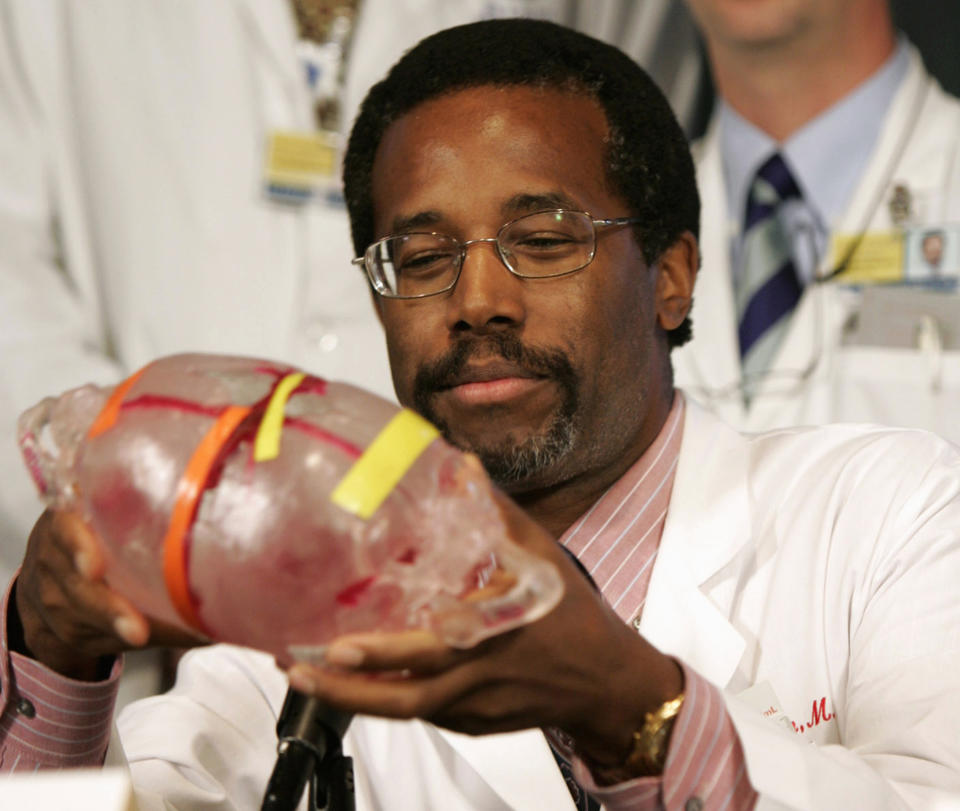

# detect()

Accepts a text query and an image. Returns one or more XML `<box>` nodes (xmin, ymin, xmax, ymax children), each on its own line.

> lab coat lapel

<box><xmin>681</xmin><ymin>126</ymin><xmax>748</xmax><ymax>426</ymax></box>
<box><xmin>826</xmin><ymin>46</ymin><xmax>928</xmax><ymax>240</ymax></box>
<box><xmin>639</xmin><ymin>399</ymin><xmax>750</xmax><ymax>689</ymax></box>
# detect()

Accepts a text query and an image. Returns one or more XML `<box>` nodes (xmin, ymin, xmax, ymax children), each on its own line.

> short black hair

<box><xmin>343</xmin><ymin>18</ymin><xmax>699</xmax><ymax>348</ymax></box>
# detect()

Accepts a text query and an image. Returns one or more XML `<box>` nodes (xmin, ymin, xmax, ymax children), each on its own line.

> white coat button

<box><xmin>685</xmin><ymin>798</ymin><xmax>704</xmax><ymax>811</ymax></box>
<box><xmin>317</xmin><ymin>333</ymin><xmax>340</xmax><ymax>353</ymax></box>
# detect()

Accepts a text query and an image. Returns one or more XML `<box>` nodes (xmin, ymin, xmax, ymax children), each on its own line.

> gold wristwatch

<box><xmin>588</xmin><ymin>691</ymin><xmax>685</xmax><ymax>784</ymax></box>
<box><xmin>625</xmin><ymin>692</ymin><xmax>685</xmax><ymax>775</ymax></box>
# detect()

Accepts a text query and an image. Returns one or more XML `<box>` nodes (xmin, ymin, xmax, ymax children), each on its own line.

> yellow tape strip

<box><xmin>330</xmin><ymin>409</ymin><xmax>439</xmax><ymax>519</ymax></box>
<box><xmin>253</xmin><ymin>372</ymin><xmax>306</xmax><ymax>462</ymax></box>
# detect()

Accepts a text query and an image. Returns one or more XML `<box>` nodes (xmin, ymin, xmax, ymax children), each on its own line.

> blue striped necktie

<box><xmin>736</xmin><ymin>153</ymin><xmax>803</xmax><ymax>400</ymax></box>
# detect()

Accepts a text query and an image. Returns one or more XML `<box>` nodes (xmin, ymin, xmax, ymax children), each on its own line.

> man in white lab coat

<box><xmin>1</xmin><ymin>18</ymin><xmax>958</xmax><ymax>811</ymax></box>
<box><xmin>673</xmin><ymin>0</ymin><xmax>960</xmax><ymax>442</ymax></box>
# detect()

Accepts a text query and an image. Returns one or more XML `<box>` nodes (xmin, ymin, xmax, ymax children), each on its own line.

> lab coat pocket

<box><xmin>835</xmin><ymin>286</ymin><xmax>960</xmax><ymax>443</ymax></box>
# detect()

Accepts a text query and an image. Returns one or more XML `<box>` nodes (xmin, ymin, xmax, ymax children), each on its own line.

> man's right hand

<box><xmin>14</xmin><ymin>510</ymin><xmax>206</xmax><ymax>680</ymax></box>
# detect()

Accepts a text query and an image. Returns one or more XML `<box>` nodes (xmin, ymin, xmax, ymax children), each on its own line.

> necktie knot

<box><xmin>744</xmin><ymin>152</ymin><xmax>802</xmax><ymax>230</ymax></box>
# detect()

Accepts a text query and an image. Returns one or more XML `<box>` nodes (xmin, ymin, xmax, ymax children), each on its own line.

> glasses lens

<box><xmin>368</xmin><ymin>233</ymin><xmax>460</xmax><ymax>297</ymax></box>
<box><xmin>499</xmin><ymin>211</ymin><xmax>595</xmax><ymax>278</ymax></box>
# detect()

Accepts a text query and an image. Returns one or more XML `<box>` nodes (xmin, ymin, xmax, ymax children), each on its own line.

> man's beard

<box><xmin>412</xmin><ymin>333</ymin><xmax>580</xmax><ymax>488</ymax></box>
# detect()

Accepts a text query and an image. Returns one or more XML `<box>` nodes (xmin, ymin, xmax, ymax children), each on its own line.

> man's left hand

<box><xmin>285</xmin><ymin>492</ymin><xmax>683</xmax><ymax>770</ymax></box>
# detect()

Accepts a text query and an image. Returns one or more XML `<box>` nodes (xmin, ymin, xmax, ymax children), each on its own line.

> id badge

<box><xmin>263</xmin><ymin>129</ymin><xmax>340</xmax><ymax>204</ymax></box>
<box><xmin>829</xmin><ymin>231</ymin><xmax>904</xmax><ymax>284</ymax></box>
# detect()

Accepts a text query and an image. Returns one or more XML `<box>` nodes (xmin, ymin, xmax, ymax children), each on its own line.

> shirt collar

<box><xmin>720</xmin><ymin>37</ymin><xmax>910</xmax><ymax>228</ymax></box>
<box><xmin>559</xmin><ymin>392</ymin><xmax>684</xmax><ymax>577</ymax></box>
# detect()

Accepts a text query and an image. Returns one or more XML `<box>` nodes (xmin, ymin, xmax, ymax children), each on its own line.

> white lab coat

<box><xmin>0</xmin><ymin>0</ymin><xmax>394</xmax><ymax>585</ymax></box>
<box><xmin>672</xmin><ymin>46</ymin><xmax>960</xmax><ymax>444</ymax></box>
<box><xmin>112</xmin><ymin>400</ymin><xmax>960</xmax><ymax>810</ymax></box>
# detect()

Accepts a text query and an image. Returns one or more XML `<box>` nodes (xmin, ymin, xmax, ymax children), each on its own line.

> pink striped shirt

<box><xmin>0</xmin><ymin>392</ymin><xmax>757</xmax><ymax>809</ymax></box>
<box><xmin>557</xmin><ymin>394</ymin><xmax>757</xmax><ymax>811</ymax></box>
<box><xmin>0</xmin><ymin>578</ymin><xmax>120</xmax><ymax>771</ymax></box>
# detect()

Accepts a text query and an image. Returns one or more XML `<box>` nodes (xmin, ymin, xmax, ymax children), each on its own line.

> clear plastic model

<box><xmin>18</xmin><ymin>353</ymin><xmax>563</xmax><ymax>661</ymax></box>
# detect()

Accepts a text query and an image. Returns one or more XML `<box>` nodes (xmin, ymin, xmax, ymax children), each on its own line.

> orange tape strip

<box><xmin>162</xmin><ymin>404</ymin><xmax>251</xmax><ymax>631</ymax></box>
<box><xmin>87</xmin><ymin>366</ymin><xmax>149</xmax><ymax>439</ymax></box>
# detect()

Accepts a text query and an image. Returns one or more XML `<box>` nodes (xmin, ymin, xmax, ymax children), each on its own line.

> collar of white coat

<box><xmin>636</xmin><ymin>397</ymin><xmax>751</xmax><ymax>689</ymax></box>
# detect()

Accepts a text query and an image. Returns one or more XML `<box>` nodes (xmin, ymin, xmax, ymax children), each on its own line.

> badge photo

<box><xmin>903</xmin><ymin>223</ymin><xmax>960</xmax><ymax>284</ymax></box>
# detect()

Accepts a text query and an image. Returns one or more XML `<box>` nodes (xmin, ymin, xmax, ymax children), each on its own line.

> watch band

<box><xmin>587</xmin><ymin>691</ymin><xmax>685</xmax><ymax>785</ymax></box>
<box><xmin>625</xmin><ymin>692</ymin><xmax>685</xmax><ymax>775</ymax></box>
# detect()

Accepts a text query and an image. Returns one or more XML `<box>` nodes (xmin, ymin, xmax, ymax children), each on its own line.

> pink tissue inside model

<box><xmin>17</xmin><ymin>353</ymin><xmax>563</xmax><ymax>662</ymax></box>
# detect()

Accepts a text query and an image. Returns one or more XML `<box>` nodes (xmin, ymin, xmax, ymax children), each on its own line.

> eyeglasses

<box><xmin>352</xmin><ymin>209</ymin><xmax>642</xmax><ymax>299</ymax></box>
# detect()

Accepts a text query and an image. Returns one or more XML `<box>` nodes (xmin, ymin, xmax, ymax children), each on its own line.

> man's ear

<box><xmin>654</xmin><ymin>231</ymin><xmax>698</xmax><ymax>331</ymax></box>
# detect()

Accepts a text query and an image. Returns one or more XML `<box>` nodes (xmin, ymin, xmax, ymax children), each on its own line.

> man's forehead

<box><xmin>372</xmin><ymin>85</ymin><xmax>610</xmax><ymax>182</ymax></box>
<box><xmin>384</xmin><ymin>83</ymin><xmax>608</xmax><ymax>143</ymax></box>
<box><xmin>367</xmin><ymin>85</ymin><xmax>618</xmax><ymax>239</ymax></box>
<box><xmin>388</xmin><ymin>191</ymin><xmax>581</xmax><ymax>234</ymax></box>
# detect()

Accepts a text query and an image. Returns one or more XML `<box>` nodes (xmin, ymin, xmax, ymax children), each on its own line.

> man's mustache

<box><xmin>412</xmin><ymin>333</ymin><xmax>576</xmax><ymax>402</ymax></box>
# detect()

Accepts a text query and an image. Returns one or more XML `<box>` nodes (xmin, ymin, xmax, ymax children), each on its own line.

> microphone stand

<box><xmin>261</xmin><ymin>690</ymin><xmax>355</xmax><ymax>811</ymax></box>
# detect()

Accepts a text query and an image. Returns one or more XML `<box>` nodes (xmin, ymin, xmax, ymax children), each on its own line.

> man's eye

<box><xmin>396</xmin><ymin>251</ymin><xmax>454</xmax><ymax>273</ymax></box>
<box><xmin>513</xmin><ymin>232</ymin><xmax>578</xmax><ymax>251</ymax></box>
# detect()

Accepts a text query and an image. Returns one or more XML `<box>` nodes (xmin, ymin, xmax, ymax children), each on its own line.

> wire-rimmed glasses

<box><xmin>352</xmin><ymin>209</ymin><xmax>642</xmax><ymax>299</ymax></box>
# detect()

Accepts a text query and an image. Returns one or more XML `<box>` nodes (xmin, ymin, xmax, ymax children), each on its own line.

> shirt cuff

<box><xmin>0</xmin><ymin>571</ymin><xmax>122</xmax><ymax>768</ymax></box>
<box><xmin>572</xmin><ymin>662</ymin><xmax>758</xmax><ymax>811</ymax></box>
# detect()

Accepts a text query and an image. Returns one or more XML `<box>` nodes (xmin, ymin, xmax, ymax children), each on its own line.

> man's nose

<box><xmin>445</xmin><ymin>239</ymin><xmax>526</xmax><ymax>333</ymax></box>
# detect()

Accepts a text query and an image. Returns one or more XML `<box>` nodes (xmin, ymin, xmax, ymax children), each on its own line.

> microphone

<box><xmin>261</xmin><ymin>688</ymin><xmax>354</xmax><ymax>811</ymax></box>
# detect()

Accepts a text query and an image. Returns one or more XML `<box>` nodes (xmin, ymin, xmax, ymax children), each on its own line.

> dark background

<box><xmin>891</xmin><ymin>0</ymin><xmax>960</xmax><ymax>96</ymax></box>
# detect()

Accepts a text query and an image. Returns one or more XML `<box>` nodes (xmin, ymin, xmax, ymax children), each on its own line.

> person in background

<box><xmin>1</xmin><ymin>19</ymin><xmax>958</xmax><ymax>811</ymax></box>
<box><xmin>673</xmin><ymin>0</ymin><xmax>960</xmax><ymax>440</ymax></box>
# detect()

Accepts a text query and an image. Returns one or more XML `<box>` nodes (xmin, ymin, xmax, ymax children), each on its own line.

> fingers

<box><xmin>51</xmin><ymin>513</ymin><xmax>149</xmax><ymax>641</ymax></box>
<box><xmin>285</xmin><ymin>628</ymin><xmax>481</xmax><ymax>720</ymax></box>
<box><xmin>286</xmin><ymin>651</ymin><xmax>480</xmax><ymax>722</ymax></box>
<box><xmin>285</xmin><ymin>632</ymin><xmax>555</xmax><ymax>735</ymax></box>
<box><xmin>323</xmin><ymin>629</ymin><xmax>458</xmax><ymax>673</ymax></box>
<box><xmin>16</xmin><ymin>510</ymin><xmax>151</xmax><ymax>675</ymax></box>
<box><xmin>51</xmin><ymin>510</ymin><xmax>106</xmax><ymax>580</ymax></box>
<box><xmin>148</xmin><ymin>617</ymin><xmax>210</xmax><ymax>649</ymax></box>
<box><xmin>285</xmin><ymin>665</ymin><xmax>433</xmax><ymax>720</ymax></box>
